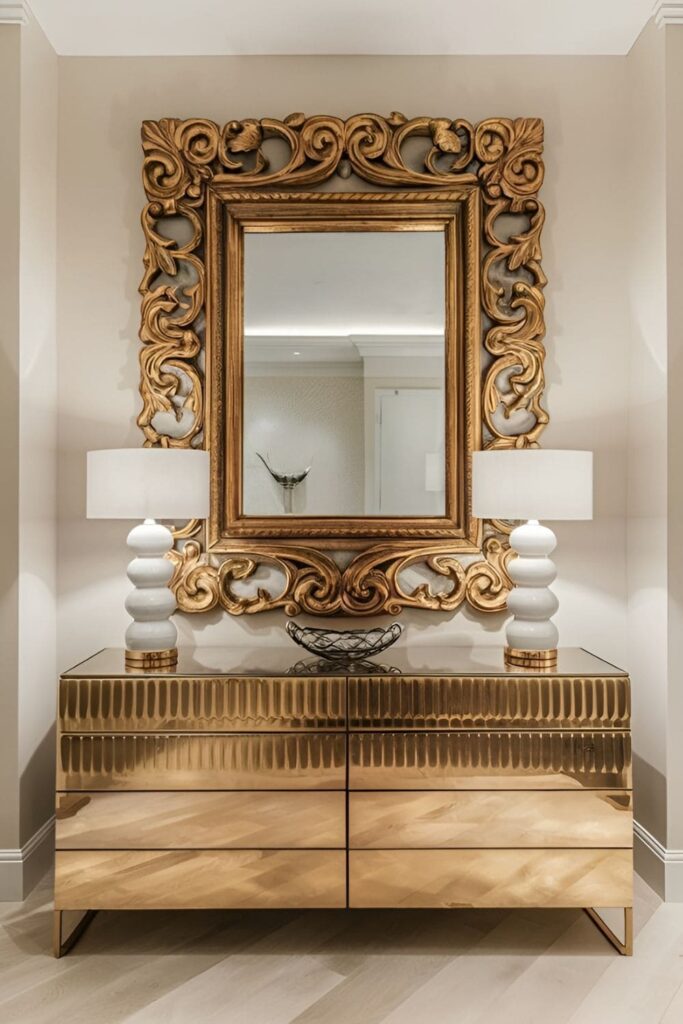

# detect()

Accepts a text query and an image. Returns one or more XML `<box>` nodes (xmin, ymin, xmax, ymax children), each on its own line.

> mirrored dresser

<box><xmin>54</xmin><ymin>646</ymin><xmax>632</xmax><ymax>956</ymax></box>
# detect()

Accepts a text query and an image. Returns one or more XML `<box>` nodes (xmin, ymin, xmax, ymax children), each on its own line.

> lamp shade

<box><xmin>87</xmin><ymin>448</ymin><xmax>210</xmax><ymax>520</ymax></box>
<box><xmin>472</xmin><ymin>449</ymin><xmax>593</xmax><ymax>521</ymax></box>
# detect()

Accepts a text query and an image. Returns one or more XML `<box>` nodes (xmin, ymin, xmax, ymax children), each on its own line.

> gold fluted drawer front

<box><xmin>349</xmin><ymin>732</ymin><xmax>631</xmax><ymax>790</ymax></box>
<box><xmin>349</xmin><ymin>791</ymin><xmax>633</xmax><ymax>849</ymax></box>
<box><xmin>349</xmin><ymin>675</ymin><xmax>630</xmax><ymax>730</ymax></box>
<box><xmin>55</xmin><ymin>850</ymin><xmax>346</xmax><ymax>910</ymax></box>
<box><xmin>58</xmin><ymin>733</ymin><xmax>346</xmax><ymax>790</ymax></box>
<box><xmin>59</xmin><ymin>676</ymin><xmax>346</xmax><ymax>732</ymax></box>
<box><xmin>349</xmin><ymin>849</ymin><xmax>633</xmax><ymax>908</ymax></box>
<box><xmin>56</xmin><ymin>791</ymin><xmax>346</xmax><ymax>849</ymax></box>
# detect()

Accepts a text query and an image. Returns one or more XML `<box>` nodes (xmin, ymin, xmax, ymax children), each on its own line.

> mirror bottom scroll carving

<box><xmin>168</xmin><ymin>534</ymin><xmax>513</xmax><ymax>617</ymax></box>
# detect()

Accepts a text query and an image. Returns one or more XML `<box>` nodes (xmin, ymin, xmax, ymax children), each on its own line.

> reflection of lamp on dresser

<box><xmin>472</xmin><ymin>449</ymin><xmax>593</xmax><ymax>669</ymax></box>
<box><xmin>87</xmin><ymin>448</ymin><xmax>210</xmax><ymax>670</ymax></box>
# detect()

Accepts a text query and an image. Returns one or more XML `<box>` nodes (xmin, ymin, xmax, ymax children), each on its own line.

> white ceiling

<box><xmin>244</xmin><ymin>230</ymin><xmax>445</xmax><ymax>335</ymax></box>
<box><xmin>24</xmin><ymin>0</ymin><xmax>658</xmax><ymax>57</ymax></box>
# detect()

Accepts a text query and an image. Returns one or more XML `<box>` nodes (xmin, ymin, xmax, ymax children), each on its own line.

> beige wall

<box><xmin>57</xmin><ymin>54</ymin><xmax>631</xmax><ymax>674</ymax></box>
<box><xmin>665</xmin><ymin>25</ymin><xmax>683</xmax><ymax>858</ymax></box>
<box><xmin>243</xmin><ymin>375</ymin><xmax>365</xmax><ymax>516</ymax></box>
<box><xmin>6</xmin><ymin>9</ymin><xmax>683</xmax><ymax>901</ymax></box>
<box><xmin>0</xmin><ymin>10</ymin><xmax>58</xmax><ymax>897</ymax></box>
<box><xmin>626</xmin><ymin>20</ymin><xmax>669</xmax><ymax>888</ymax></box>
<box><xmin>0</xmin><ymin>30</ymin><xmax>666</xmax><ymax>896</ymax></box>
<box><xmin>623</xmin><ymin>20</ymin><xmax>683</xmax><ymax>894</ymax></box>
<box><xmin>0</xmin><ymin>24</ymin><xmax>22</xmax><ymax>860</ymax></box>
<box><xmin>18</xmin><ymin>8</ymin><xmax>58</xmax><ymax>855</ymax></box>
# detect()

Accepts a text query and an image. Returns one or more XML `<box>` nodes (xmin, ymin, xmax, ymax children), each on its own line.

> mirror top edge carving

<box><xmin>138</xmin><ymin>111</ymin><xmax>547</xmax><ymax>618</ymax></box>
<box><xmin>211</xmin><ymin>189</ymin><xmax>477</xmax><ymax>203</ymax></box>
<box><xmin>140</xmin><ymin>112</ymin><xmax>544</xmax><ymax>203</ymax></box>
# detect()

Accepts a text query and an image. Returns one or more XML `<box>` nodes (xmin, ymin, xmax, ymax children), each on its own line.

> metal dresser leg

<box><xmin>53</xmin><ymin>909</ymin><xmax>97</xmax><ymax>958</ymax></box>
<box><xmin>584</xmin><ymin>907</ymin><xmax>633</xmax><ymax>956</ymax></box>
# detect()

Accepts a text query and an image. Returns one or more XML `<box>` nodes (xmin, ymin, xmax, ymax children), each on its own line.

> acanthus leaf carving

<box><xmin>140</xmin><ymin>112</ymin><xmax>547</xmax><ymax>616</ymax></box>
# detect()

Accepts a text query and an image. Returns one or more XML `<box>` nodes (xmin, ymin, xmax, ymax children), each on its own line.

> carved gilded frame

<box><xmin>215</xmin><ymin>190</ymin><xmax>476</xmax><ymax>544</ymax></box>
<box><xmin>138</xmin><ymin>113</ymin><xmax>547</xmax><ymax>616</ymax></box>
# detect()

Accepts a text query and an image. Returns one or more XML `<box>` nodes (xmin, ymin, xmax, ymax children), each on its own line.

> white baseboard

<box><xmin>0</xmin><ymin>816</ymin><xmax>54</xmax><ymax>902</ymax></box>
<box><xmin>634</xmin><ymin>819</ymin><xmax>683</xmax><ymax>901</ymax></box>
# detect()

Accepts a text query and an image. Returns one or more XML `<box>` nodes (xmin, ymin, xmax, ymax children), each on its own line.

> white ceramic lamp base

<box><xmin>505</xmin><ymin>520</ymin><xmax>560</xmax><ymax>669</ymax></box>
<box><xmin>124</xmin><ymin>519</ymin><xmax>178</xmax><ymax>670</ymax></box>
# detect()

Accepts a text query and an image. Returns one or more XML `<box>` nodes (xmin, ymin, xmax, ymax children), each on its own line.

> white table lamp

<box><xmin>87</xmin><ymin>448</ymin><xmax>210</xmax><ymax>669</ymax></box>
<box><xmin>472</xmin><ymin>449</ymin><xmax>593</xmax><ymax>668</ymax></box>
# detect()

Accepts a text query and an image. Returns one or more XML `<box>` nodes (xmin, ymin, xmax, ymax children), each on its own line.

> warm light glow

<box><xmin>244</xmin><ymin>327</ymin><xmax>445</xmax><ymax>338</ymax></box>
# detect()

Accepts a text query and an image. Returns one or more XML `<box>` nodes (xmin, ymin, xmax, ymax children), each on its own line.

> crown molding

<box><xmin>653</xmin><ymin>2</ymin><xmax>683</xmax><ymax>27</ymax></box>
<box><xmin>0</xmin><ymin>1</ymin><xmax>28</xmax><ymax>24</ymax></box>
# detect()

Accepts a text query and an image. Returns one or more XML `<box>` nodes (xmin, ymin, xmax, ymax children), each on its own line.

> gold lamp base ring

<box><xmin>505</xmin><ymin>646</ymin><xmax>558</xmax><ymax>670</ymax></box>
<box><xmin>125</xmin><ymin>648</ymin><xmax>178</xmax><ymax>671</ymax></box>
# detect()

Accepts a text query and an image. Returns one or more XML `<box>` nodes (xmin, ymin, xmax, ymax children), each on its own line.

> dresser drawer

<box><xmin>59</xmin><ymin>676</ymin><xmax>346</xmax><ymax>732</ymax></box>
<box><xmin>349</xmin><ymin>790</ymin><xmax>633</xmax><ymax>849</ymax></box>
<box><xmin>55</xmin><ymin>850</ymin><xmax>346</xmax><ymax>910</ymax></box>
<box><xmin>56</xmin><ymin>791</ymin><xmax>345</xmax><ymax>849</ymax></box>
<box><xmin>349</xmin><ymin>675</ymin><xmax>630</xmax><ymax>730</ymax></box>
<box><xmin>349</xmin><ymin>849</ymin><xmax>633</xmax><ymax>908</ymax></box>
<box><xmin>349</xmin><ymin>732</ymin><xmax>631</xmax><ymax>790</ymax></box>
<box><xmin>58</xmin><ymin>733</ymin><xmax>346</xmax><ymax>790</ymax></box>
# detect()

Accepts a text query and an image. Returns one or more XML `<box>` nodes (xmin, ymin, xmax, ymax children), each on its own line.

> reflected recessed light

<box><xmin>293</xmin><ymin>351</ymin><xmax>301</xmax><ymax>356</ymax></box>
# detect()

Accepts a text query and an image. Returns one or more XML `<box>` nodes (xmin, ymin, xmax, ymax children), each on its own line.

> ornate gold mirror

<box><xmin>138</xmin><ymin>113</ymin><xmax>547</xmax><ymax>616</ymax></box>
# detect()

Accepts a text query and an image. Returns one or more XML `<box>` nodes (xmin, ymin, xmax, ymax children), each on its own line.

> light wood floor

<box><xmin>1</xmin><ymin>871</ymin><xmax>681</xmax><ymax>1023</ymax></box>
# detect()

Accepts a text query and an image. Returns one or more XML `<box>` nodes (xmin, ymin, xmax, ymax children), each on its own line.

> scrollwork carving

<box><xmin>139</xmin><ymin>112</ymin><xmax>547</xmax><ymax>616</ymax></box>
<box><xmin>167</xmin><ymin>535</ymin><xmax>514</xmax><ymax>618</ymax></box>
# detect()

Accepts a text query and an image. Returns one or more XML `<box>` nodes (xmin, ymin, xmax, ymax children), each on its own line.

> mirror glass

<box><xmin>242</xmin><ymin>230</ymin><xmax>446</xmax><ymax>517</ymax></box>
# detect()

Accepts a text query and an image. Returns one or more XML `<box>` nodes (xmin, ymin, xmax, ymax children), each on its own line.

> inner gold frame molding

<box><xmin>217</xmin><ymin>192</ymin><xmax>474</xmax><ymax>544</ymax></box>
<box><xmin>138</xmin><ymin>112</ymin><xmax>547</xmax><ymax>617</ymax></box>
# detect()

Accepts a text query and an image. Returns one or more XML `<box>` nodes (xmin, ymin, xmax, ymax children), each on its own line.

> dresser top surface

<box><xmin>62</xmin><ymin>646</ymin><xmax>626</xmax><ymax>679</ymax></box>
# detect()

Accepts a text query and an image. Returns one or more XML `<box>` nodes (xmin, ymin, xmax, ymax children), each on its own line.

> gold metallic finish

<box><xmin>124</xmin><ymin>648</ymin><xmax>178</xmax><ymax>670</ymax></box>
<box><xmin>349</xmin><ymin>790</ymin><xmax>633</xmax><ymax>849</ymax></box>
<box><xmin>55</xmin><ymin>850</ymin><xmax>347</xmax><ymax>910</ymax></box>
<box><xmin>60</xmin><ymin>646</ymin><xmax>629</xmax><ymax>682</ymax></box>
<box><xmin>138</xmin><ymin>112</ymin><xmax>547</xmax><ymax>618</ymax></box>
<box><xmin>59</xmin><ymin>675</ymin><xmax>346</xmax><ymax>732</ymax></box>
<box><xmin>58</xmin><ymin>733</ymin><xmax>346</xmax><ymax>791</ymax></box>
<box><xmin>585</xmin><ymin>906</ymin><xmax>633</xmax><ymax>956</ymax></box>
<box><xmin>349</xmin><ymin>849</ymin><xmax>633</xmax><ymax>909</ymax></box>
<box><xmin>216</xmin><ymin>194</ymin><xmax>474</xmax><ymax>547</ymax></box>
<box><xmin>505</xmin><ymin>647</ymin><xmax>558</xmax><ymax>669</ymax></box>
<box><xmin>348</xmin><ymin>675</ymin><xmax>630</xmax><ymax>731</ymax></box>
<box><xmin>56</xmin><ymin>791</ymin><xmax>346</xmax><ymax>849</ymax></box>
<box><xmin>52</xmin><ymin>909</ymin><xmax>98</xmax><ymax>959</ymax></box>
<box><xmin>169</xmin><ymin>536</ymin><xmax>513</xmax><ymax>618</ymax></box>
<box><xmin>349</xmin><ymin>731</ymin><xmax>631</xmax><ymax>790</ymax></box>
<box><xmin>53</xmin><ymin>654</ymin><xmax>632</xmax><ymax>957</ymax></box>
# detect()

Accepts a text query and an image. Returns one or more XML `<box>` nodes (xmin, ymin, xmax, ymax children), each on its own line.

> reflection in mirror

<box><xmin>242</xmin><ymin>230</ymin><xmax>446</xmax><ymax>518</ymax></box>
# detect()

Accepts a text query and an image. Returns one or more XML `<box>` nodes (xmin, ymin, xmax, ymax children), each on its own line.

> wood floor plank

<box><xmin>566</xmin><ymin>902</ymin><xmax>683</xmax><ymax>1024</ymax></box>
<box><xmin>0</xmin><ymin>898</ymin><xmax>300</xmax><ymax>1024</ymax></box>
<box><xmin>289</xmin><ymin>911</ymin><xmax>490</xmax><ymax>1024</ymax></box>
<box><xmin>379</xmin><ymin>909</ymin><xmax>583</xmax><ymax>1024</ymax></box>
<box><xmin>0</xmin><ymin>871</ymin><xmax>678</xmax><ymax>1024</ymax></box>
<box><xmin>122</xmin><ymin>913</ymin><xmax>350</xmax><ymax>1024</ymax></box>
<box><xmin>470</xmin><ymin>916</ymin><xmax>618</xmax><ymax>1024</ymax></box>
<box><xmin>660</xmin><ymin>977</ymin><xmax>683</xmax><ymax>1023</ymax></box>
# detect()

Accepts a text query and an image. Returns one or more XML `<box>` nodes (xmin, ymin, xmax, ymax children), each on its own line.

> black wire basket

<box><xmin>285</xmin><ymin>621</ymin><xmax>402</xmax><ymax>663</ymax></box>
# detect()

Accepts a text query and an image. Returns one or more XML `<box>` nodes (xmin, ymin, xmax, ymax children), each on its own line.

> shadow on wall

<box><xmin>19</xmin><ymin>724</ymin><xmax>56</xmax><ymax>895</ymax></box>
<box><xmin>52</xmin><ymin>78</ymin><xmax>621</xmax><ymax>655</ymax></box>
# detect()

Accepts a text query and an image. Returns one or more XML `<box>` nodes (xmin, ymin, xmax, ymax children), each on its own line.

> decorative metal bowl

<box><xmin>287</xmin><ymin>656</ymin><xmax>401</xmax><ymax>676</ymax></box>
<box><xmin>286</xmin><ymin>621</ymin><xmax>402</xmax><ymax>663</ymax></box>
